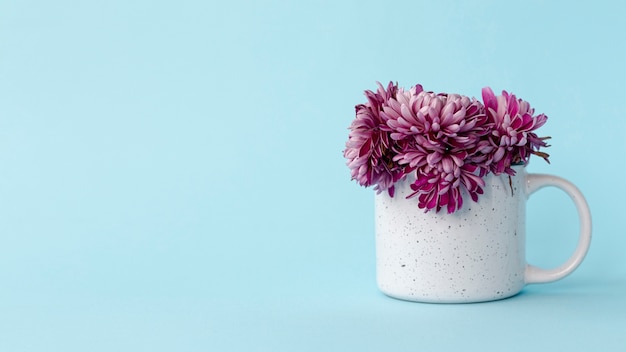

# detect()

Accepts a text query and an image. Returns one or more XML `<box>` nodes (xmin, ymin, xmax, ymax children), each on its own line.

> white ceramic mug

<box><xmin>374</xmin><ymin>166</ymin><xmax>591</xmax><ymax>303</ymax></box>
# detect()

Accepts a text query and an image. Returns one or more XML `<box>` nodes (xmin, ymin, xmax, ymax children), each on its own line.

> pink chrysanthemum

<box><xmin>382</xmin><ymin>89</ymin><xmax>489</xmax><ymax>213</ymax></box>
<box><xmin>344</xmin><ymin>81</ymin><xmax>403</xmax><ymax>196</ymax></box>
<box><xmin>481</xmin><ymin>87</ymin><xmax>550</xmax><ymax>175</ymax></box>
<box><xmin>408</xmin><ymin>155</ymin><xmax>485</xmax><ymax>213</ymax></box>
<box><xmin>344</xmin><ymin>82</ymin><xmax>551</xmax><ymax>214</ymax></box>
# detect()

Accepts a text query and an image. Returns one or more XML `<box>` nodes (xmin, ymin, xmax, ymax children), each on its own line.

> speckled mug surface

<box><xmin>374</xmin><ymin>166</ymin><xmax>591</xmax><ymax>303</ymax></box>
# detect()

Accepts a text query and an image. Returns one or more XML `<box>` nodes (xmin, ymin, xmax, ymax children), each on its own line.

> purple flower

<box><xmin>344</xmin><ymin>82</ymin><xmax>551</xmax><ymax>214</ymax></box>
<box><xmin>382</xmin><ymin>89</ymin><xmax>489</xmax><ymax>213</ymax></box>
<box><xmin>481</xmin><ymin>87</ymin><xmax>550</xmax><ymax>175</ymax></box>
<box><xmin>344</xmin><ymin>82</ymin><xmax>403</xmax><ymax>196</ymax></box>
<box><xmin>407</xmin><ymin>155</ymin><xmax>485</xmax><ymax>213</ymax></box>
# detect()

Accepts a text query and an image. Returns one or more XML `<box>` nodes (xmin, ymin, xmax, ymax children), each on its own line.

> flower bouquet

<box><xmin>344</xmin><ymin>82</ymin><xmax>550</xmax><ymax>213</ymax></box>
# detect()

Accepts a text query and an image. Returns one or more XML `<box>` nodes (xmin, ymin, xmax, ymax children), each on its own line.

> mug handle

<box><xmin>524</xmin><ymin>173</ymin><xmax>592</xmax><ymax>284</ymax></box>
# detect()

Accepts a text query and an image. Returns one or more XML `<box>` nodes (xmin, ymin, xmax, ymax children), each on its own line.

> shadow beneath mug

<box><xmin>504</xmin><ymin>276</ymin><xmax>626</xmax><ymax>307</ymax></box>
<box><xmin>372</xmin><ymin>276</ymin><xmax>626</xmax><ymax>308</ymax></box>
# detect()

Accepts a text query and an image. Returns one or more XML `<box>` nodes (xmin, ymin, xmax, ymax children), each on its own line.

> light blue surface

<box><xmin>1</xmin><ymin>0</ymin><xmax>624</xmax><ymax>351</ymax></box>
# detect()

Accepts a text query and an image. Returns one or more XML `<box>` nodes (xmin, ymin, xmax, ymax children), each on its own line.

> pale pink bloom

<box><xmin>383</xmin><ymin>89</ymin><xmax>489</xmax><ymax>212</ymax></box>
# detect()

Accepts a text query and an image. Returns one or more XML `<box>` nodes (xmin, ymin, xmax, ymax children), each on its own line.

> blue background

<box><xmin>1</xmin><ymin>0</ymin><xmax>624</xmax><ymax>351</ymax></box>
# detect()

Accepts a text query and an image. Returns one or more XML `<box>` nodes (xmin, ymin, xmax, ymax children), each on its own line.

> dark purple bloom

<box><xmin>407</xmin><ymin>155</ymin><xmax>485</xmax><ymax>213</ymax></box>
<box><xmin>481</xmin><ymin>87</ymin><xmax>550</xmax><ymax>175</ymax></box>
<box><xmin>344</xmin><ymin>82</ymin><xmax>403</xmax><ymax>196</ymax></box>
